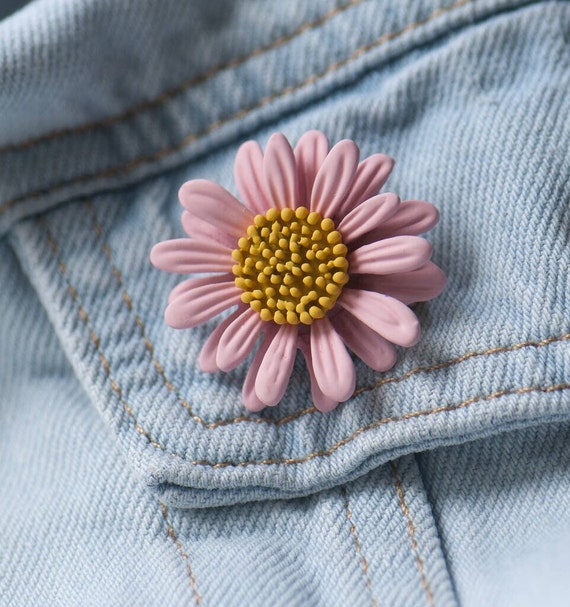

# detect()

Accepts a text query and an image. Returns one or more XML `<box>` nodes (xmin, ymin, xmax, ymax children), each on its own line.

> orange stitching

<box><xmin>89</xmin><ymin>197</ymin><xmax>570</xmax><ymax>428</ymax></box>
<box><xmin>40</xmin><ymin>218</ymin><xmax>166</xmax><ymax>451</ymax></box>
<box><xmin>354</xmin><ymin>331</ymin><xmax>570</xmax><ymax>397</ymax></box>
<box><xmin>188</xmin><ymin>384</ymin><xmax>570</xmax><ymax>468</ymax></box>
<box><xmin>0</xmin><ymin>0</ymin><xmax>472</xmax><ymax>215</ymax></box>
<box><xmin>43</xmin><ymin>226</ymin><xmax>570</xmax><ymax>467</ymax></box>
<box><xmin>341</xmin><ymin>487</ymin><xmax>377</xmax><ymax>607</ymax></box>
<box><xmin>391</xmin><ymin>462</ymin><xmax>435</xmax><ymax>606</ymax></box>
<box><xmin>0</xmin><ymin>0</ymin><xmax>365</xmax><ymax>155</ymax></box>
<box><xmin>160</xmin><ymin>503</ymin><xmax>202</xmax><ymax>605</ymax></box>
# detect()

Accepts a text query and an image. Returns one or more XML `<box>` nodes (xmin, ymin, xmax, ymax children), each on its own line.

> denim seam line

<box><xmin>42</xmin><ymin>222</ymin><xmax>570</xmax><ymax>467</ymax></box>
<box><xmin>341</xmin><ymin>486</ymin><xmax>377</xmax><ymax>607</ymax></box>
<box><xmin>0</xmin><ymin>0</ymin><xmax>366</xmax><ymax>155</ymax></box>
<box><xmin>0</xmin><ymin>0</ymin><xmax>473</xmax><ymax>216</ymax></box>
<box><xmin>391</xmin><ymin>461</ymin><xmax>435</xmax><ymax>607</ymax></box>
<box><xmin>87</xmin><ymin>201</ymin><xmax>570</xmax><ymax>428</ymax></box>
<box><xmin>160</xmin><ymin>503</ymin><xmax>202</xmax><ymax>605</ymax></box>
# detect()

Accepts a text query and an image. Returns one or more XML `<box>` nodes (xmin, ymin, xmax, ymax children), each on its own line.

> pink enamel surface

<box><xmin>353</xmin><ymin>262</ymin><xmax>447</xmax><ymax>305</ymax></box>
<box><xmin>150</xmin><ymin>238</ymin><xmax>233</xmax><ymax>274</ymax></box>
<box><xmin>242</xmin><ymin>327</ymin><xmax>278</xmax><ymax>412</ymax></box>
<box><xmin>339</xmin><ymin>288</ymin><xmax>420</xmax><ymax>347</ymax></box>
<box><xmin>179</xmin><ymin>179</ymin><xmax>253</xmax><ymax>243</ymax></box>
<box><xmin>180</xmin><ymin>211</ymin><xmax>237</xmax><ymax>249</ymax></box>
<box><xmin>165</xmin><ymin>274</ymin><xmax>241</xmax><ymax>329</ymax></box>
<box><xmin>310</xmin><ymin>139</ymin><xmax>359</xmax><ymax>217</ymax></box>
<box><xmin>310</xmin><ymin>316</ymin><xmax>355</xmax><ymax>402</ymax></box>
<box><xmin>348</xmin><ymin>235</ymin><xmax>432</xmax><ymax>275</ymax></box>
<box><xmin>166</xmin><ymin>274</ymin><xmax>216</xmax><ymax>304</ymax></box>
<box><xmin>337</xmin><ymin>193</ymin><xmax>400</xmax><ymax>244</ymax></box>
<box><xmin>198</xmin><ymin>307</ymin><xmax>244</xmax><ymax>372</ymax></box>
<box><xmin>332</xmin><ymin>310</ymin><xmax>397</xmax><ymax>372</ymax></box>
<box><xmin>263</xmin><ymin>133</ymin><xmax>296</xmax><ymax>209</ymax></box>
<box><xmin>234</xmin><ymin>140</ymin><xmax>272</xmax><ymax>214</ymax></box>
<box><xmin>294</xmin><ymin>130</ymin><xmax>329</xmax><ymax>208</ymax></box>
<box><xmin>361</xmin><ymin>200</ymin><xmax>440</xmax><ymax>244</ymax></box>
<box><xmin>216</xmin><ymin>307</ymin><xmax>263</xmax><ymax>372</ymax></box>
<box><xmin>337</xmin><ymin>153</ymin><xmax>394</xmax><ymax>216</ymax></box>
<box><xmin>255</xmin><ymin>324</ymin><xmax>298</xmax><ymax>406</ymax></box>
<box><xmin>299</xmin><ymin>339</ymin><xmax>339</xmax><ymax>412</ymax></box>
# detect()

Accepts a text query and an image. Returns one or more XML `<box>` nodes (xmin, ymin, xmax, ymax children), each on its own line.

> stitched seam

<box><xmin>391</xmin><ymin>461</ymin><xmax>435</xmax><ymax>607</ymax></box>
<box><xmin>89</xmin><ymin>200</ymin><xmax>570</xmax><ymax>428</ymax></box>
<box><xmin>0</xmin><ymin>0</ymin><xmax>472</xmax><ymax>215</ymax></box>
<box><xmin>40</xmin><ymin>218</ymin><xmax>167</xmax><ymax>452</ymax></box>
<box><xmin>160</xmin><ymin>503</ymin><xmax>202</xmax><ymax>605</ymax></box>
<box><xmin>0</xmin><ymin>0</ymin><xmax>365</xmax><ymax>155</ymax></box>
<box><xmin>43</xmin><ymin>227</ymin><xmax>570</xmax><ymax>467</ymax></box>
<box><xmin>341</xmin><ymin>487</ymin><xmax>377</xmax><ymax>607</ymax></box>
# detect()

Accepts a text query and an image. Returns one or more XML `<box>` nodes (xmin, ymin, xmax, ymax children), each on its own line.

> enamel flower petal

<box><xmin>150</xmin><ymin>131</ymin><xmax>446</xmax><ymax>412</ymax></box>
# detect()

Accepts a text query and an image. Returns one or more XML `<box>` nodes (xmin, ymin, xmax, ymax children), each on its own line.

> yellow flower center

<box><xmin>231</xmin><ymin>206</ymin><xmax>348</xmax><ymax>325</ymax></box>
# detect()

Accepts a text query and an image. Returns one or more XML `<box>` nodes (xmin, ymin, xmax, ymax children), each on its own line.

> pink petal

<box><xmin>178</xmin><ymin>179</ymin><xmax>253</xmax><ymax>245</ymax></box>
<box><xmin>294</xmin><ymin>130</ymin><xmax>329</xmax><ymax>208</ymax></box>
<box><xmin>242</xmin><ymin>326</ymin><xmax>279</xmax><ymax>412</ymax></box>
<box><xmin>181</xmin><ymin>211</ymin><xmax>237</xmax><ymax>249</ymax></box>
<box><xmin>263</xmin><ymin>133</ymin><xmax>296</xmax><ymax>209</ymax></box>
<box><xmin>167</xmin><ymin>274</ymin><xmax>214</xmax><ymax>304</ymax></box>
<box><xmin>310</xmin><ymin>316</ymin><xmax>355</xmax><ymax>401</ymax></box>
<box><xmin>362</xmin><ymin>200</ymin><xmax>440</xmax><ymax>242</ymax></box>
<box><xmin>351</xmin><ymin>262</ymin><xmax>447</xmax><ymax>305</ymax></box>
<box><xmin>337</xmin><ymin>193</ymin><xmax>400</xmax><ymax>244</ymax></box>
<box><xmin>310</xmin><ymin>139</ymin><xmax>359</xmax><ymax>217</ymax></box>
<box><xmin>255</xmin><ymin>324</ymin><xmax>298</xmax><ymax>406</ymax></box>
<box><xmin>348</xmin><ymin>235</ymin><xmax>432</xmax><ymax>275</ymax></box>
<box><xmin>338</xmin><ymin>288</ymin><xmax>420</xmax><ymax>347</ymax></box>
<box><xmin>198</xmin><ymin>307</ymin><xmax>244</xmax><ymax>372</ymax></box>
<box><xmin>337</xmin><ymin>153</ymin><xmax>394</xmax><ymax>216</ymax></box>
<box><xmin>331</xmin><ymin>310</ymin><xmax>397</xmax><ymax>372</ymax></box>
<box><xmin>234</xmin><ymin>140</ymin><xmax>272</xmax><ymax>214</ymax></box>
<box><xmin>150</xmin><ymin>238</ymin><xmax>233</xmax><ymax>274</ymax></box>
<box><xmin>216</xmin><ymin>307</ymin><xmax>264</xmax><ymax>372</ymax></box>
<box><xmin>299</xmin><ymin>338</ymin><xmax>339</xmax><ymax>412</ymax></box>
<box><xmin>165</xmin><ymin>274</ymin><xmax>241</xmax><ymax>329</ymax></box>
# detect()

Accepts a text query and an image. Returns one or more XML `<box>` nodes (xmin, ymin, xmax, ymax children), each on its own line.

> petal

<box><xmin>310</xmin><ymin>139</ymin><xmax>359</xmax><ymax>217</ymax></box>
<box><xmin>179</xmin><ymin>179</ymin><xmax>254</xmax><ymax>244</ymax></box>
<box><xmin>363</xmin><ymin>200</ymin><xmax>440</xmax><ymax>242</ymax></box>
<box><xmin>216</xmin><ymin>307</ymin><xmax>264</xmax><ymax>372</ymax></box>
<box><xmin>167</xmin><ymin>274</ymin><xmax>214</xmax><ymax>304</ymax></box>
<box><xmin>263</xmin><ymin>133</ymin><xmax>296</xmax><ymax>209</ymax></box>
<box><xmin>337</xmin><ymin>153</ymin><xmax>394</xmax><ymax>216</ymax></box>
<box><xmin>299</xmin><ymin>339</ymin><xmax>339</xmax><ymax>412</ymax></box>
<box><xmin>338</xmin><ymin>288</ymin><xmax>420</xmax><ymax>347</ymax></box>
<box><xmin>255</xmin><ymin>324</ymin><xmax>298</xmax><ymax>406</ymax></box>
<box><xmin>310</xmin><ymin>316</ymin><xmax>355</xmax><ymax>401</ymax></box>
<box><xmin>331</xmin><ymin>310</ymin><xmax>397</xmax><ymax>372</ymax></box>
<box><xmin>150</xmin><ymin>238</ymin><xmax>233</xmax><ymax>274</ymax></box>
<box><xmin>352</xmin><ymin>262</ymin><xmax>447</xmax><ymax>305</ymax></box>
<box><xmin>234</xmin><ymin>140</ymin><xmax>272</xmax><ymax>214</ymax></box>
<box><xmin>337</xmin><ymin>193</ymin><xmax>400</xmax><ymax>244</ymax></box>
<box><xmin>181</xmin><ymin>211</ymin><xmax>237</xmax><ymax>248</ymax></box>
<box><xmin>348</xmin><ymin>235</ymin><xmax>432</xmax><ymax>275</ymax></box>
<box><xmin>165</xmin><ymin>274</ymin><xmax>241</xmax><ymax>329</ymax></box>
<box><xmin>294</xmin><ymin>130</ymin><xmax>329</xmax><ymax>208</ymax></box>
<box><xmin>242</xmin><ymin>326</ymin><xmax>278</xmax><ymax>412</ymax></box>
<box><xmin>198</xmin><ymin>307</ymin><xmax>244</xmax><ymax>372</ymax></box>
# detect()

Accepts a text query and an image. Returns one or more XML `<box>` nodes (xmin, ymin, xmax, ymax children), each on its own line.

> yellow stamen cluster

<box><xmin>231</xmin><ymin>207</ymin><xmax>349</xmax><ymax>325</ymax></box>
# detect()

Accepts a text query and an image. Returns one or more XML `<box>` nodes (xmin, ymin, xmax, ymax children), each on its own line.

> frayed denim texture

<box><xmin>1</xmin><ymin>0</ymin><xmax>569</xmax><ymax>605</ymax></box>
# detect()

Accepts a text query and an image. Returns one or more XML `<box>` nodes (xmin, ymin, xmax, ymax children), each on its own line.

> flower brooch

<box><xmin>150</xmin><ymin>131</ymin><xmax>446</xmax><ymax>412</ymax></box>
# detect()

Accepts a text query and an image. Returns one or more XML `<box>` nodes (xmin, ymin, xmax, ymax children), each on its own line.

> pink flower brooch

<box><xmin>150</xmin><ymin>131</ymin><xmax>446</xmax><ymax>412</ymax></box>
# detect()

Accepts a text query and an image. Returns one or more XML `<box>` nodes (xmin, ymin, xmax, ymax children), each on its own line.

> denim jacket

<box><xmin>1</xmin><ymin>0</ymin><xmax>569</xmax><ymax>605</ymax></box>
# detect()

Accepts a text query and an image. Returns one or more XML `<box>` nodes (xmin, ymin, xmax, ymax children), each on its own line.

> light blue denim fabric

<box><xmin>1</xmin><ymin>0</ymin><xmax>569</xmax><ymax>605</ymax></box>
